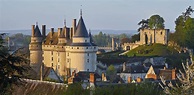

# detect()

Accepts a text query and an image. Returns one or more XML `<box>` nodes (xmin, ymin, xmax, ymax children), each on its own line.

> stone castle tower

<box><xmin>140</xmin><ymin>29</ymin><xmax>169</xmax><ymax>45</ymax></box>
<box><xmin>122</xmin><ymin>29</ymin><xmax>169</xmax><ymax>51</ymax></box>
<box><xmin>29</xmin><ymin>24</ymin><xmax>45</xmax><ymax>72</ymax></box>
<box><xmin>29</xmin><ymin>14</ymin><xmax>98</xmax><ymax>78</ymax></box>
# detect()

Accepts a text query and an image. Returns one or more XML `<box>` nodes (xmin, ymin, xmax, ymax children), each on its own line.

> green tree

<box><xmin>93</xmin><ymin>32</ymin><xmax>112</xmax><ymax>47</ymax></box>
<box><xmin>120</xmin><ymin>38</ymin><xmax>131</xmax><ymax>45</ymax></box>
<box><xmin>94</xmin><ymin>82</ymin><xmax>163</xmax><ymax>95</ymax></box>
<box><xmin>64</xmin><ymin>83</ymin><xmax>90</xmax><ymax>95</ymax></box>
<box><xmin>131</xmin><ymin>33</ymin><xmax>140</xmax><ymax>43</ymax></box>
<box><xmin>106</xmin><ymin>65</ymin><xmax>117</xmax><ymax>83</ymax></box>
<box><xmin>0</xmin><ymin>33</ymin><xmax>28</xmax><ymax>94</ymax></box>
<box><xmin>185</xmin><ymin>17</ymin><xmax>194</xmax><ymax>49</ymax></box>
<box><xmin>172</xmin><ymin>6</ymin><xmax>194</xmax><ymax>49</ymax></box>
<box><xmin>138</xmin><ymin>19</ymin><xmax>149</xmax><ymax>31</ymax></box>
<box><xmin>148</xmin><ymin>14</ymin><xmax>165</xmax><ymax>29</ymax></box>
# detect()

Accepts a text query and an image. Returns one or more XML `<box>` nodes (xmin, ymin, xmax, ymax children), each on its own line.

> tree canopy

<box><xmin>148</xmin><ymin>14</ymin><xmax>165</xmax><ymax>29</ymax></box>
<box><xmin>138</xmin><ymin>14</ymin><xmax>165</xmax><ymax>31</ymax></box>
<box><xmin>138</xmin><ymin>19</ymin><xmax>149</xmax><ymax>31</ymax></box>
<box><xmin>170</xmin><ymin>6</ymin><xmax>194</xmax><ymax>49</ymax></box>
<box><xmin>0</xmin><ymin>33</ymin><xmax>28</xmax><ymax>94</ymax></box>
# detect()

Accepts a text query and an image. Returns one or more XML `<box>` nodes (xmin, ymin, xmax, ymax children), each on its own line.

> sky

<box><xmin>0</xmin><ymin>0</ymin><xmax>194</xmax><ymax>31</ymax></box>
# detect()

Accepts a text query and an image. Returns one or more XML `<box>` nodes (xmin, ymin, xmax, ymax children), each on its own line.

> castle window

<box><xmin>51</xmin><ymin>63</ymin><xmax>53</xmax><ymax>67</ymax></box>
<box><xmin>87</xmin><ymin>53</ymin><xmax>89</xmax><ymax>56</ymax></box>
<box><xmin>94</xmin><ymin>47</ymin><xmax>96</xmax><ymax>49</ymax></box>
<box><xmin>58</xmin><ymin>58</ymin><xmax>60</xmax><ymax>62</ymax></box>
<box><xmin>51</xmin><ymin>57</ymin><xmax>53</xmax><ymax>61</ymax></box>
<box><xmin>77</xmin><ymin>47</ymin><xmax>79</xmax><ymax>49</ymax></box>
<box><xmin>51</xmin><ymin>51</ymin><xmax>53</xmax><ymax>55</ymax></box>
<box><xmin>67</xmin><ymin>53</ymin><xmax>69</xmax><ymax>56</ymax></box>
<box><xmin>87</xmin><ymin>59</ymin><xmax>89</xmax><ymax>63</ymax></box>
<box><xmin>86</xmin><ymin>47</ymin><xmax>88</xmax><ymax>49</ymax></box>
<box><xmin>58</xmin><ymin>52</ymin><xmax>60</xmax><ymax>56</ymax></box>
<box><xmin>58</xmin><ymin>65</ymin><xmax>60</xmax><ymax>69</ymax></box>
<box><xmin>85</xmin><ymin>40</ymin><xmax>87</xmax><ymax>42</ymax></box>
<box><xmin>161</xmin><ymin>32</ymin><xmax>163</xmax><ymax>35</ymax></box>
<box><xmin>62</xmin><ymin>46</ymin><xmax>63</xmax><ymax>48</ymax></box>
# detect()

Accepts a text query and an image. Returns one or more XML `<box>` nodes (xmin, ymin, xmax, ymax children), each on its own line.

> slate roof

<box><xmin>122</xmin><ymin>65</ymin><xmax>146</xmax><ymax>73</ymax></box>
<box><xmin>74</xmin><ymin>16</ymin><xmax>89</xmax><ymax>37</ymax></box>
<box><xmin>34</xmin><ymin>25</ymin><xmax>42</xmax><ymax>37</ymax></box>
<box><xmin>43</xmin><ymin>32</ymin><xmax>58</xmax><ymax>45</ymax></box>
<box><xmin>59</xmin><ymin>28</ymin><xmax>65</xmax><ymax>38</ymax></box>
<box><xmin>72</xmin><ymin>71</ymin><xmax>101</xmax><ymax>82</ymax></box>
<box><xmin>43</xmin><ymin>67</ymin><xmax>62</xmax><ymax>82</ymax></box>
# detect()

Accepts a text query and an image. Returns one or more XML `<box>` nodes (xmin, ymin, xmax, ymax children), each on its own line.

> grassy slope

<box><xmin>125</xmin><ymin>44</ymin><xmax>179</xmax><ymax>57</ymax></box>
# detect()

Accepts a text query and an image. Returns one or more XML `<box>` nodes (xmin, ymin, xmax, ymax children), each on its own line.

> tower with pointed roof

<box><xmin>29</xmin><ymin>24</ymin><xmax>44</xmax><ymax>73</ymax></box>
<box><xmin>66</xmin><ymin>15</ymin><xmax>97</xmax><ymax>74</ymax></box>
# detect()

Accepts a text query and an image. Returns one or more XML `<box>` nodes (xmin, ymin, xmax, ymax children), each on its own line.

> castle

<box><xmin>29</xmin><ymin>13</ymin><xmax>98</xmax><ymax>78</ymax></box>
<box><xmin>122</xmin><ymin>29</ymin><xmax>169</xmax><ymax>50</ymax></box>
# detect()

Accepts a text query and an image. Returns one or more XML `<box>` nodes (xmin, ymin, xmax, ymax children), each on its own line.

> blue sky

<box><xmin>0</xmin><ymin>0</ymin><xmax>193</xmax><ymax>31</ymax></box>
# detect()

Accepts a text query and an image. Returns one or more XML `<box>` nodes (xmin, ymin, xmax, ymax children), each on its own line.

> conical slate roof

<box><xmin>34</xmin><ymin>25</ymin><xmax>42</xmax><ymax>37</ymax></box>
<box><xmin>74</xmin><ymin>16</ymin><xmax>89</xmax><ymax>37</ymax></box>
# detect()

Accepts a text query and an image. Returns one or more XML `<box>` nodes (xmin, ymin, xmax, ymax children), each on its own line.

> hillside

<box><xmin>124</xmin><ymin>43</ymin><xmax>190</xmax><ymax>69</ymax></box>
<box><xmin>125</xmin><ymin>44</ymin><xmax>179</xmax><ymax>57</ymax></box>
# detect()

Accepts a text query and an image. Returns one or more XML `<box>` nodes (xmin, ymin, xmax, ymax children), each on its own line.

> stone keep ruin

<box><xmin>122</xmin><ymin>29</ymin><xmax>169</xmax><ymax>50</ymax></box>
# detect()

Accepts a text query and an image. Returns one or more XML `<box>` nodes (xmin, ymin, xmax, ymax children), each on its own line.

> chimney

<box><xmin>172</xmin><ymin>69</ymin><xmax>176</xmax><ymax>80</ymax></box>
<box><xmin>42</xmin><ymin>25</ymin><xmax>46</xmax><ymax>38</ymax></box>
<box><xmin>32</xmin><ymin>25</ymin><xmax>35</xmax><ymax>37</ymax></box>
<box><xmin>71</xmin><ymin>70</ymin><xmax>76</xmax><ymax>77</ymax></box>
<box><xmin>72</xmin><ymin>19</ymin><xmax>76</xmax><ymax>36</ymax></box>
<box><xmin>70</xmin><ymin>28</ymin><xmax>73</xmax><ymax>39</ymax></box>
<box><xmin>123</xmin><ymin>62</ymin><xmax>126</xmax><ymax>72</ymax></box>
<box><xmin>90</xmin><ymin>73</ymin><xmax>95</xmax><ymax>83</ymax></box>
<box><xmin>58</xmin><ymin>28</ymin><xmax>61</xmax><ymax>37</ymax></box>
<box><xmin>102</xmin><ymin>72</ymin><xmax>106</xmax><ymax>81</ymax></box>
<box><xmin>128</xmin><ymin>77</ymin><xmax>132</xmax><ymax>83</ymax></box>
<box><xmin>50</xmin><ymin>28</ymin><xmax>54</xmax><ymax>38</ymax></box>
<box><xmin>164</xmin><ymin>66</ymin><xmax>166</xmax><ymax>70</ymax></box>
<box><xmin>136</xmin><ymin>77</ymin><xmax>142</xmax><ymax>83</ymax></box>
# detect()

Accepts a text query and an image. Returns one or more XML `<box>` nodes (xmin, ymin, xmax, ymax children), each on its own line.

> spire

<box><xmin>80</xmin><ymin>5</ymin><xmax>82</xmax><ymax>17</ymax></box>
<box><xmin>73</xmin><ymin>15</ymin><xmax>89</xmax><ymax>37</ymax></box>
<box><xmin>64</xmin><ymin>15</ymin><xmax>66</xmax><ymax>26</ymax></box>
<box><xmin>64</xmin><ymin>19</ymin><xmax>66</xmax><ymax>26</ymax></box>
<box><xmin>80</xmin><ymin>9</ymin><xmax>82</xmax><ymax>17</ymax></box>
